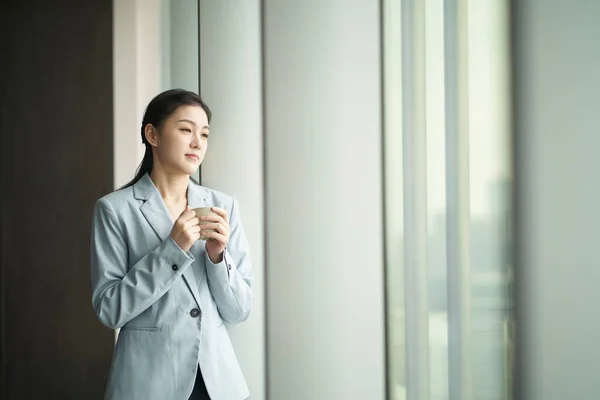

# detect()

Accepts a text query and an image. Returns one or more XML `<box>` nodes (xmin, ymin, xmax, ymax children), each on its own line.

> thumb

<box><xmin>181</xmin><ymin>205</ymin><xmax>192</xmax><ymax>217</ymax></box>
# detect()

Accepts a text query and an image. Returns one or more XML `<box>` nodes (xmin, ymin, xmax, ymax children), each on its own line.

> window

<box><xmin>383</xmin><ymin>1</ymin><xmax>513</xmax><ymax>399</ymax></box>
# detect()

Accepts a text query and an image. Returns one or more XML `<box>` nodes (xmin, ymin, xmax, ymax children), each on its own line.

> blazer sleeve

<box><xmin>90</xmin><ymin>197</ymin><xmax>195</xmax><ymax>329</ymax></box>
<box><xmin>205</xmin><ymin>197</ymin><xmax>254</xmax><ymax>324</ymax></box>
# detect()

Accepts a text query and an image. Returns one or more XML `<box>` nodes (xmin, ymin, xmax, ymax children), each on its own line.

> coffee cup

<box><xmin>193</xmin><ymin>207</ymin><xmax>218</xmax><ymax>241</ymax></box>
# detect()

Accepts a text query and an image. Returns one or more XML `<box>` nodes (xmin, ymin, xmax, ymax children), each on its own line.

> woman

<box><xmin>90</xmin><ymin>89</ymin><xmax>253</xmax><ymax>400</ymax></box>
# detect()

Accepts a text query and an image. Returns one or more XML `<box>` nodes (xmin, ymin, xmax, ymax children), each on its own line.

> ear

<box><xmin>144</xmin><ymin>124</ymin><xmax>159</xmax><ymax>147</ymax></box>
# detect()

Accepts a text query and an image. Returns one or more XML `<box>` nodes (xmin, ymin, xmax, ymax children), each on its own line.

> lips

<box><xmin>185</xmin><ymin>154</ymin><xmax>199</xmax><ymax>160</ymax></box>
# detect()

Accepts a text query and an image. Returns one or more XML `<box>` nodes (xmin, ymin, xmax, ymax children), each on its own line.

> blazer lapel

<box><xmin>133</xmin><ymin>174</ymin><xmax>206</xmax><ymax>309</ymax></box>
<box><xmin>135</xmin><ymin>174</ymin><xmax>173</xmax><ymax>241</ymax></box>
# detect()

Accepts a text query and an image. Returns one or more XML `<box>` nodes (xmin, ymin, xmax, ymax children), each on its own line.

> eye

<box><xmin>181</xmin><ymin>128</ymin><xmax>192</xmax><ymax>133</ymax></box>
<box><xmin>202</xmin><ymin>133</ymin><xmax>209</xmax><ymax>138</ymax></box>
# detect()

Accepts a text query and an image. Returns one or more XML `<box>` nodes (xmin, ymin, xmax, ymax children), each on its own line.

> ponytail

<box><xmin>120</xmin><ymin>145</ymin><xmax>153</xmax><ymax>190</ymax></box>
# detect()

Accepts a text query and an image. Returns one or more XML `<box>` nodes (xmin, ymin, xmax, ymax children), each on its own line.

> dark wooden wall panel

<box><xmin>0</xmin><ymin>1</ymin><xmax>115</xmax><ymax>398</ymax></box>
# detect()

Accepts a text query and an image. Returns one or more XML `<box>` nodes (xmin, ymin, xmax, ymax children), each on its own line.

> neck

<box><xmin>149</xmin><ymin>168</ymin><xmax>189</xmax><ymax>204</ymax></box>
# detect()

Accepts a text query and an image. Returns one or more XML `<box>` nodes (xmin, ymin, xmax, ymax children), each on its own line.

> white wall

<box><xmin>263</xmin><ymin>1</ymin><xmax>386</xmax><ymax>399</ymax></box>
<box><xmin>515</xmin><ymin>1</ymin><xmax>600</xmax><ymax>399</ymax></box>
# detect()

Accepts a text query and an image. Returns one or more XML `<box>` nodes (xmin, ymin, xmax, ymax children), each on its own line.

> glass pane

<box><xmin>383</xmin><ymin>1</ymin><xmax>513</xmax><ymax>399</ymax></box>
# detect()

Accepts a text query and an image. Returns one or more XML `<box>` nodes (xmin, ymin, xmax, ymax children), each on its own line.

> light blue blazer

<box><xmin>90</xmin><ymin>173</ymin><xmax>253</xmax><ymax>400</ymax></box>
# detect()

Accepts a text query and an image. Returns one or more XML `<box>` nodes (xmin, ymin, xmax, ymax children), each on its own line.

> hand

<box><xmin>169</xmin><ymin>206</ymin><xmax>200</xmax><ymax>252</ymax></box>
<box><xmin>201</xmin><ymin>207</ymin><xmax>230</xmax><ymax>263</ymax></box>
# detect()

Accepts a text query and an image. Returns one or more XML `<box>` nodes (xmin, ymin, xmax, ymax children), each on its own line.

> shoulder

<box><xmin>93</xmin><ymin>186</ymin><xmax>135</xmax><ymax>214</ymax></box>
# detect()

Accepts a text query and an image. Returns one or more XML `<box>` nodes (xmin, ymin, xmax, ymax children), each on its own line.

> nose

<box><xmin>190</xmin><ymin>132</ymin><xmax>201</xmax><ymax>149</ymax></box>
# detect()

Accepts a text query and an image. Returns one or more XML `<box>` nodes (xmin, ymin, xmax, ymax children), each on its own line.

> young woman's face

<box><xmin>147</xmin><ymin>104</ymin><xmax>209</xmax><ymax>176</ymax></box>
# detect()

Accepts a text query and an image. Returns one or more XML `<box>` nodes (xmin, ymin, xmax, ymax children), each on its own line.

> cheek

<box><xmin>158</xmin><ymin>141</ymin><xmax>184</xmax><ymax>161</ymax></box>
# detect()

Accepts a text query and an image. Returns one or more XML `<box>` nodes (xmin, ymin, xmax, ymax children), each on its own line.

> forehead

<box><xmin>170</xmin><ymin>104</ymin><xmax>209</xmax><ymax>126</ymax></box>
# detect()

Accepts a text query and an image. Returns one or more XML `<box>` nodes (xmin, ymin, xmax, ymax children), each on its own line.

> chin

<box><xmin>182</xmin><ymin>167</ymin><xmax>198</xmax><ymax>176</ymax></box>
<box><xmin>170</xmin><ymin>164</ymin><xmax>196</xmax><ymax>177</ymax></box>
<box><xmin>177</xmin><ymin>161</ymin><xmax>199</xmax><ymax>175</ymax></box>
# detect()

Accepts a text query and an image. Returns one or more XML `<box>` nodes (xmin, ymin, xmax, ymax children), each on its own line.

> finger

<box><xmin>179</xmin><ymin>207</ymin><xmax>196</xmax><ymax>222</ymax></box>
<box><xmin>184</xmin><ymin>217</ymin><xmax>200</xmax><ymax>228</ymax></box>
<box><xmin>199</xmin><ymin>214</ymin><xmax>226</xmax><ymax>224</ymax></box>
<box><xmin>178</xmin><ymin>205</ymin><xmax>191</xmax><ymax>217</ymax></box>
<box><xmin>189</xmin><ymin>225</ymin><xmax>201</xmax><ymax>234</ymax></box>
<box><xmin>191</xmin><ymin>232</ymin><xmax>201</xmax><ymax>241</ymax></box>
<box><xmin>200</xmin><ymin>223</ymin><xmax>229</xmax><ymax>235</ymax></box>
<box><xmin>211</xmin><ymin>207</ymin><xmax>229</xmax><ymax>223</ymax></box>
<box><xmin>201</xmin><ymin>230</ymin><xmax>228</xmax><ymax>244</ymax></box>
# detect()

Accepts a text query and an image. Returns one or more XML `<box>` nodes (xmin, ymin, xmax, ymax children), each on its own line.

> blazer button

<box><xmin>190</xmin><ymin>308</ymin><xmax>200</xmax><ymax>318</ymax></box>
<box><xmin>172</xmin><ymin>264</ymin><xmax>178</xmax><ymax>271</ymax></box>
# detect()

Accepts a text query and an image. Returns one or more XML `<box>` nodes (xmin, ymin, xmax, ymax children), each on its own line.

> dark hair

<box><xmin>120</xmin><ymin>89</ymin><xmax>212</xmax><ymax>189</ymax></box>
